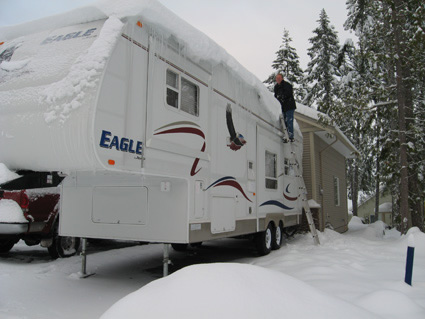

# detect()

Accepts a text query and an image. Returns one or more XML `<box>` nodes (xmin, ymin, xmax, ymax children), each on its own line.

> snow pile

<box><xmin>1</xmin><ymin>224</ymin><xmax>424</xmax><ymax>318</ymax></box>
<box><xmin>0</xmin><ymin>199</ymin><xmax>27</xmax><ymax>223</ymax></box>
<box><xmin>356</xmin><ymin>289</ymin><xmax>425</xmax><ymax>318</ymax></box>
<box><xmin>348</xmin><ymin>215</ymin><xmax>366</xmax><ymax>231</ymax></box>
<box><xmin>42</xmin><ymin>16</ymin><xmax>123</xmax><ymax>123</ymax></box>
<box><xmin>101</xmin><ymin>263</ymin><xmax>377</xmax><ymax>319</ymax></box>
<box><xmin>0</xmin><ymin>163</ymin><xmax>20</xmax><ymax>184</ymax></box>
<box><xmin>252</xmin><ymin>226</ymin><xmax>425</xmax><ymax>319</ymax></box>
<box><xmin>348</xmin><ymin>217</ymin><xmax>388</xmax><ymax>240</ymax></box>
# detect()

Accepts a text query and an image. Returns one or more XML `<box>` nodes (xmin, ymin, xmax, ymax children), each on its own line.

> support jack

<box><xmin>79</xmin><ymin>238</ymin><xmax>95</xmax><ymax>278</ymax></box>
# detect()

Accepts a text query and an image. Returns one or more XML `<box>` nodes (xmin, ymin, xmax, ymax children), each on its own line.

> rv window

<box><xmin>265</xmin><ymin>151</ymin><xmax>277</xmax><ymax>189</ymax></box>
<box><xmin>166</xmin><ymin>69</ymin><xmax>178</xmax><ymax>88</ymax></box>
<box><xmin>165</xmin><ymin>69</ymin><xmax>199</xmax><ymax>116</ymax></box>
<box><xmin>334</xmin><ymin>176</ymin><xmax>340</xmax><ymax>206</ymax></box>
<box><xmin>167</xmin><ymin>89</ymin><xmax>179</xmax><ymax>108</ymax></box>
<box><xmin>181</xmin><ymin>78</ymin><xmax>199</xmax><ymax>116</ymax></box>
<box><xmin>166</xmin><ymin>70</ymin><xmax>179</xmax><ymax>108</ymax></box>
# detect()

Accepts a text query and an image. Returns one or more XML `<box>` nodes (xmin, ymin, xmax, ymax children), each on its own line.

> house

<box><xmin>357</xmin><ymin>190</ymin><xmax>394</xmax><ymax>226</ymax></box>
<box><xmin>295</xmin><ymin>104</ymin><xmax>358</xmax><ymax>233</ymax></box>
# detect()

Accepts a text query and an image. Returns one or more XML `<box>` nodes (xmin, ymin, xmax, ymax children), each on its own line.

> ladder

<box><xmin>280</xmin><ymin>115</ymin><xmax>320</xmax><ymax>245</ymax></box>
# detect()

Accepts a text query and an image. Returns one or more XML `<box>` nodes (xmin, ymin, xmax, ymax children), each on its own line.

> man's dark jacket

<box><xmin>274</xmin><ymin>80</ymin><xmax>296</xmax><ymax>112</ymax></box>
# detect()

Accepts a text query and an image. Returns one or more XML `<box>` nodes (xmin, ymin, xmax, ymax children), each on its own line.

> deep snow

<box><xmin>1</xmin><ymin>217</ymin><xmax>424</xmax><ymax>318</ymax></box>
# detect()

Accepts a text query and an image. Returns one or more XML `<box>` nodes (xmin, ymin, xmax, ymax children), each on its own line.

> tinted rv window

<box><xmin>181</xmin><ymin>78</ymin><xmax>199</xmax><ymax>116</ymax></box>
<box><xmin>166</xmin><ymin>70</ymin><xmax>179</xmax><ymax>108</ymax></box>
<box><xmin>265</xmin><ymin>151</ymin><xmax>277</xmax><ymax>189</ymax></box>
<box><xmin>166</xmin><ymin>69</ymin><xmax>178</xmax><ymax>88</ymax></box>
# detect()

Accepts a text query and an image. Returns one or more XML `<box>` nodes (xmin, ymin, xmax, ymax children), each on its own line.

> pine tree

<box><xmin>345</xmin><ymin>0</ymin><xmax>425</xmax><ymax>232</ymax></box>
<box><xmin>336</xmin><ymin>38</ymin><xmax>376</xmax><ymax>217</ymax></box>
<box><xmin>264</xmin><ymin>29</ymin><xmax>304</xmax><ymax>101</ymax></box>
<box><xmin>303</xmin><ymin>9</ymin><xmax>340</xmax><ymax>114</ymax></box>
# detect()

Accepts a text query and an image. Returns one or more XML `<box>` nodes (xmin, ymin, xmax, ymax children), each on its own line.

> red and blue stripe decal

<box><xmin>284</xmin><ymin>184</ymin><xmax>298</xmax><ymax>201</ymax></box>
<box><xmin>260</xmin><ymin>200</ymin><xmax>294</xmax><ymax>210</ymax></box>
<box><xmin>154</xmin><ymin>121</ymin><xmax>205</xmax><ymax>176</ymax></box>
<box><xmin>260</xmin><ymin>183</ymin><xmax>298</xmax><ymax>210</ymax></box>
<box><xmin>206</xmin><ymin>176</ymin><xmax>252</xmax><ymax>202</ymax></box>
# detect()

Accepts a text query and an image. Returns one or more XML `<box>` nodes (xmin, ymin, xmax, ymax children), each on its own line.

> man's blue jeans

<box><xmin>284</xmin><ymin>109</ymin><xmax>295</xmax><ymax>139</ymax></box>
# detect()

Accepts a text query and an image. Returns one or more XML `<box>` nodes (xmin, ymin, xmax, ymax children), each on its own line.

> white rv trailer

<box><xmin>0</xmin><ymin>3</ymin><xmax>305</xmax><ymax>258</ymax></box>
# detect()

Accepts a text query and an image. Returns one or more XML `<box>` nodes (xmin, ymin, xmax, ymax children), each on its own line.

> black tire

<box><xmin>255</xmin><ymin>223</ymin><xmax>273</xmax><ymax>256</ymax></box>
<box><xmin>271</xmin><ymin>223</ymin><xmax>283</xmax><ymax>250</ymax></box>
<box><xmin>171</xmin><ymin>243</ymin><xmax>188</xmax><ymax>251</ymax></box>
<box><xmin>48</xmin><ymin>233</ymin><xmax>80</xmax><ymax>259</ymax></box>
<box><xmin>190</xmin><ymin>242</ymin><xmax>203</xmax><ymax>248</ymax></box>
<box><xmin>0</xmin><ymin>239</ymin><xmax>16</xmax><ymax>254</ymax></box>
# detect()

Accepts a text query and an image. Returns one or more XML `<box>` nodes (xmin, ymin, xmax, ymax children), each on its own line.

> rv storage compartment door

<box><xmin>211</xmin><ymin>196</ymin><xmax>236</xmax><ymax>234</ymax></box>
<box><xmin>92</xmin><ymin>186</ymin><xmax>148</xmax><ymax>225</ymax></box>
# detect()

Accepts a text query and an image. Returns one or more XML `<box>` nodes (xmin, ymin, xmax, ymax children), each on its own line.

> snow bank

<box><xmin>101</xmin><ymin>263</ymin><xmax>377</xmax><ymax>319</ymax></box>
<box><xmin>357</xmin><ymin>290</ymin><xmax>425</xmax><ymax>318</ymax></box>
<box><xmin>0</xmin><ymin>163</ymin><xmax>20</xmax><ymax>184</ymax></box>
<box><xmin>348</xmin><ymin>218</ymin><xmax>388</xmax><ymax>240</ymax></box>
<box><xmin>0</xmin><ymin>199</ymin><xmax>27</xmax><ymax>223</ymax></box>
<box><xmin>348</xmin><ymin>215</ymin><xmax>366</xmax><ymax>231</ymax></box>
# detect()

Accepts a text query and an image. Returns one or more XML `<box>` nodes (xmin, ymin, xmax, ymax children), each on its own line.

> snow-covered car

<box><xmin>0</xmin><ymin>171</ymin><xmax>80</xmax><ymax>258</ymax></box>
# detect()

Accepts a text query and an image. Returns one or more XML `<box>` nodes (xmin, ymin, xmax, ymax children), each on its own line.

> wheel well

<box><xmin>263</xmin><ymin>214</ymin><xmax>284</xmax><ymax>231</ymax></box>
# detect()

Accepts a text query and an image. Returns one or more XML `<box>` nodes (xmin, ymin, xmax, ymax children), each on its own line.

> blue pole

<box><xmin>405</xmin><ymin>235</ymin><xmax>415</xmax><ymax>286</ymax></box>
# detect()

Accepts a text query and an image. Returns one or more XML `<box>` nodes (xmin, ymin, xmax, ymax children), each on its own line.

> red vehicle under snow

<box><xmin>0</xmin><ymin>171</ymin><xmax>79</xmax><ymax>258</ymax></box>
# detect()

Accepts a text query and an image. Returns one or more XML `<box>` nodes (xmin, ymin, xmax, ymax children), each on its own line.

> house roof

<box><xmin>295</xmin><ymin>103</ymin><xmax>359</xmax><ymax>158</ymax></box>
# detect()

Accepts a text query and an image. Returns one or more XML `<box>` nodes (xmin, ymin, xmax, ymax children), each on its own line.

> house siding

<box><xmin>315</xmin><ymin>136</ymin><xmax>348</xmax><ymax>232</ymax></box>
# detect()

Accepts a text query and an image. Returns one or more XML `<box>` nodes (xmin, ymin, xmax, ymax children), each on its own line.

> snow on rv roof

<box><xmin>0</xmin><ymin>0</ymin><xmax>282</xmax><ymax>122</ymax></box>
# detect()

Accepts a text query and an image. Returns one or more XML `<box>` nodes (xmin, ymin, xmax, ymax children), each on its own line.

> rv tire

<box><xmin>255</xmin><ymin>223</ymin><xmax>273</xmax><ymax>256</ymax></box>
<box><xmin>48</xmin><ymin>221</ymin><xmax>80</xmax><ymax>259</ymax></box>
<box><xmin>271</xmin><ymin>223</ymin><xmax>283</xmax><ymax>250</ymax></box>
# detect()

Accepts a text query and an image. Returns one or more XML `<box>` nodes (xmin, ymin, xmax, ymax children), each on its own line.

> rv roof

<box><xmin>0</xmin><ymin>0</ymin><xmax>282</xmax><ymax>123</ymax></box>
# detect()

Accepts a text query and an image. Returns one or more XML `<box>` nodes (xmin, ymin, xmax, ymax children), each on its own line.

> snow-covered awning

<box><xmin>295</xmin><ymin>103</ymin><xmax>358</xmax><ymax>158</ymax></box>
<box><xmin>379</xmin><ymin>202</ymin><xmax>392</xmax><ymax>213</ymax></box>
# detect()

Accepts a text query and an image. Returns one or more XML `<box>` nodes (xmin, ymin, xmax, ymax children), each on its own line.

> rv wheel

<box><xmin>48</xmin><ymin>235</ymin><xmax>81</xmax><ymax>259</ymax></box>
<box><xmin>48</xmin><ymin>221</ymin><xmax>80</xmax><ymax>259</ymax></box>
<box><xmin>255</xmin><ymin>223</ymin><xmax>273</xmax><ymax>256</ymax></box>
<box><xmin>271</xmin><ymin>223</ymin><xmax>283</xmax><ymax>250</ymax></box>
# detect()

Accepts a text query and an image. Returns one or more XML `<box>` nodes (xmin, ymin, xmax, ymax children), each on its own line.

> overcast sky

<box><xmin>0</xmin><ymin>0</ymin><xmax>356</xmax><ymax>81</ymax></box>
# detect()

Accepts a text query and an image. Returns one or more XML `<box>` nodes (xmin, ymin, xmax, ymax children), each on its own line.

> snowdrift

<box><xmin>101</xmin><ymin>263</ymin><xmax>378</xmax><ymax>319</ymax></box>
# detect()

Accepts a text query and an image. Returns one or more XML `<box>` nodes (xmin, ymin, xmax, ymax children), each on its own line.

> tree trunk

<box><xmin>374</xmin><ymin>105</ymin><xmax>380</xmax><ymax>222</ymax></box>
<box><xmin>403</xmin><ymin>48</ymin><xmax>424</xmax><ymax>232</ymax></box>
<box><xmin>392</xmin><ymin>0</ymin><xmax>411</xmax><ymax>234</ymax></box>
<box><xmin>352</xmin><ymin>159</ymin><xmax>359</xmax><ymax>217</ymax></box>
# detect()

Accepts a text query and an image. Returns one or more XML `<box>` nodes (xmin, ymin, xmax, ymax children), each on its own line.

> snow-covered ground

<box><xmin>1</xmin><ymin>218</ymin><xmax>424</xmax><ymax>319</ymax></box>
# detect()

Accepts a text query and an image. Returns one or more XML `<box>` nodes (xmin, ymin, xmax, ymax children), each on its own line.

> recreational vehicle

<box><xmin>0</xmin><ymin>2</ymin><xmax>308</xmax><ymax>264</ymax></box>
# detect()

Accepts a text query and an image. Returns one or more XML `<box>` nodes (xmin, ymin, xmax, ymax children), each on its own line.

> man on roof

<box><xmin>274</xmin><ymin>73</ymin><xmax>296</xmax><ymax>142</ymax></box>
